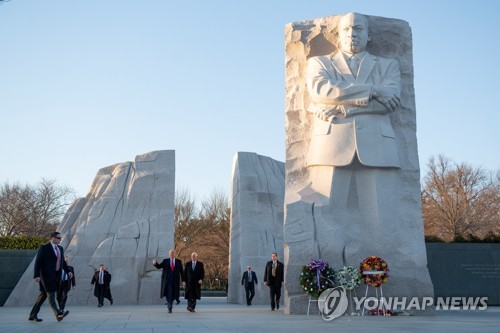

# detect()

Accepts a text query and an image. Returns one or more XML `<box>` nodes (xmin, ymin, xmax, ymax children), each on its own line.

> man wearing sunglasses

<box><xmin>29</xmin><ymin>231</ymin><xmax>71</xmax><ymax>322</ymax></box>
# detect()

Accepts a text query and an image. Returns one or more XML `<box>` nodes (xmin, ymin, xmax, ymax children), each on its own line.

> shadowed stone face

<box><xmin>338</xmin><ymin>12</ymin><xmax>370</xmax><ymax>54</ymax></box>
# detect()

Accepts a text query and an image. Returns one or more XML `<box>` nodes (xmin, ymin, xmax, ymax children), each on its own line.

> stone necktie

<box><xmin>349</xmin><ymin>55</ymin><xmax>360</xmax><ymax>78</ymax></box>
<box><xmin>55</xmin><ymin>245</ymin><xmax>61</xmax><ymax>271</ymax></box>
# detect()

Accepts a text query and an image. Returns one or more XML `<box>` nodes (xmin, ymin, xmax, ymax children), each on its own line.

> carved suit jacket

<box><xmin>306</xmin><ymin>51</ymin><xmax>401</xmax><ymax>168</ymax></box>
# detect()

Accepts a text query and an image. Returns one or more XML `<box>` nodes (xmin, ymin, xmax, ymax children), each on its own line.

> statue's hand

<box><xmin>372</xmin><ymin>86</ymin><xmax>400</xmax><ymax>112</ymax></box>
<box><xmin>315</xmin><ymin>106</ymin><xmax>342</xmax><ymax>121</ymax></box>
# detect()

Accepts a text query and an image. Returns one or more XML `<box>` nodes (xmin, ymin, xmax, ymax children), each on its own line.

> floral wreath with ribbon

<box><xmin>335</xmin><ymin>265</ymin><xmax>361</xmax><ymax>291</ymax></box>
<box><xmin>359</xmin><ymin>256</ymin><xmax>389</xmax><ymax>288</ymax></box>
<box><xmin>299</xmin><ymin>259</ymin><xmax>335</xmax><ymax>298</ymax></box>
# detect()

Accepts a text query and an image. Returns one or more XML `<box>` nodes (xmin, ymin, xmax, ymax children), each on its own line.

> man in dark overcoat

<box><xmin>91</xmin><ymin>264</ymin><xmax>113</xmax><ymax>307</ymax></box>
<box><xmin>153</xmin><ymin>249</ymin><xmax>184</xmax><ymax>313</ymax></box>
<box><xmin>183</xmin><ymin>252</ymin><xmax>204</xmax><ymax>312</ymax></box>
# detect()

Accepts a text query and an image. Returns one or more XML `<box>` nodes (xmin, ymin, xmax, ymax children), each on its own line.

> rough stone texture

<box><xmin>227</xmin><ymin>152</ymin><xmax>285</xmax><ymax>305</ymax></box>
<box><xmin>5</xmin><ymin>150</ymin><xmax>175</xmax><ymax>306</ymax></box>
<box><xmin>284</xmin><ymin>14</ymin><xmax>433</xmax><ymax>314</ymax></box>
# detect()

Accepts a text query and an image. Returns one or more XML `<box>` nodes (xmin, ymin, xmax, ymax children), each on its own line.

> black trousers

<box><xmin>187</xmin><ymin>298</ymin><xmax>197</xmax><ymax>310</ymax></box>
<box><xmin>165</xmin><ymin>282</ymin><xmax>174</xmax><ymax>309</ymax></box>
<box><xmin>245</xmin><ymin>283</ymin><xmax>255</xmax><ymax>305</ymax></box>
<box><xmin>269</xmin><ymin>284</ymin><xmax>281</xmax><ymax>309</ymax></box>
<box><xmin>57</xmin><ymin>281</ymin><xmax>70</xmax><ymax>310</ymax></box>
<box><xmin>30</xmin><ymin>289</ymin><xmax>60</xmax><ymax>318</ymax></box>
<box><xmin>96</xmin><ymin>284</ymin><xmax>106</xmax><ymax>305</ymax></box>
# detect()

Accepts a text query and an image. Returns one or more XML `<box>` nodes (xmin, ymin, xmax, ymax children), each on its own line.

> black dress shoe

<box><xmin>56</xmin><ymin>310</ymin><xmax>69</xmax><ymax>322</ymax></box>
<box><xmin>168</xmin><ymin>308</ymin><xmax>172</xmax><ymax>313</ymax></box>
<box><xmin>110</xmin><ymin>299</ymin><xmax>113</xmax><ymax>305</ymax></box>
<box><xmin>28</xmin><ymin>316</ymin><xmax>43</xmax><ymax>322</ymax></box>
<box><xmin>187</xmin><ymin>306</ymin><xmax>194</xmax><ymax>312</ymax></box>
<box><xmin>277</xmin><ymin>304</ymin><xmax>279</xmax><ymax>310</ymax></box>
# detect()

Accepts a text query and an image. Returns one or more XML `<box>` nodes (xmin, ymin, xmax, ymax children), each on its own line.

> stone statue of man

<box><xmin>305</xmin><ymin>12</ymin><xmax>402</xmax><ymax>204</ymax></box>
<box><xmin>284</xmin><ymin>12</ymin><xmax>434</xmax><ymax>315</ymax></box>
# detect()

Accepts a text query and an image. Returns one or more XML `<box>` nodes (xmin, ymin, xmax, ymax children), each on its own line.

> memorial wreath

<box><xmin>359</xmin><ymin>256</ymin><xmax>389</xmax><ymax>287</ymax></box>
<box><xmin>299</xmin><ymin>259</ymin><xmax>335</xmax><ymax>298</ymax></box>
<box><xmin>335</xmin><ymin>265</ymin><xmax>361</xmax><ymax>290</ymax></box>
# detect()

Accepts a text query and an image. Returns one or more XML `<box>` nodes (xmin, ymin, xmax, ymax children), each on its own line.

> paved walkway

<box><xmin>1</xmin><ymin>298</ymin><xmax>499</xmax><ymax>333</ymax></box>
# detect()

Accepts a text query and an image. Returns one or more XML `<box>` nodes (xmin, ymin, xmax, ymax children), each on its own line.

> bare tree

<box><xmin>174</xmin><ymin>187</ymin><xmax>207</xmax><ymax>258</ymax></box>
<box><xmin>0</xmin><ymin>179</ymin><xmax>75</xmax><ymax>237</ymax></box>
<box><xmin>422</xmin><ymin>155</ymin><xmax>499</xmax><ymax>241</ymax></box>
<box><xmin>199</xmin><ymin>188</ymin><xmax>230</xmax><ymax>252</ymax></box>
<box><xmin>173</xmin><ymin>187</ymin><xmax>231</xmax><ymax>289</ymax></box>
<box><xmin>197</xmin><ymin>189</ymin><xmax>230</xmax><ymax>289</ymax></box>
<box><xmin>174</xmin><ymin>187</ymin><xmax>197</xmax><ymax>224</ymax></box>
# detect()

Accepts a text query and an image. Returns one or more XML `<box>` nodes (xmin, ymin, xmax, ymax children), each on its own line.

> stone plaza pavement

<box><xmin>1</xmin><ymin>297</ymin><xmax>499</xmax><ymax>333</ymax></box>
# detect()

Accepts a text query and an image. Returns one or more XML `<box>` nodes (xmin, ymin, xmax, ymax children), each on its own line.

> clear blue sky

<box><xmin>1</xmin><ymin>0</ymin><xmax>499</xmax><ymax>201</ymax></box>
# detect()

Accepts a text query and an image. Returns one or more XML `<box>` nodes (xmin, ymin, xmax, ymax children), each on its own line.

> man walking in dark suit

<box><xmin>264</xmin><ymin>252</ymin><xmax>284</xmax><ymax>311</ymax></box>
<box><xmin>152</xmin><ymin>249</ymin><xmax>184</xmax><ymax>314</ymax></box>
<box><xmin>183</xmin><ymin>252</ymin><xmax>204</xmax><ymax>312</ymax></box>
<box><xmin>241</xmin><ymin>265</ymin><xmax>258</xmax><ymax>306</ymax></box>
<box><xmin>57</xmin><ymin>257</ymin><xmax>75</xmax><ymax>311</ymax></box>
<box><xmin>91</xmin><ymin>264</ymin><xmax>113</xmax><ymax>307</ymax></box>
<box><xmin>29</xmin><ymin>231</ymin><xmax>71</xmax><ymax>322</ymax></box>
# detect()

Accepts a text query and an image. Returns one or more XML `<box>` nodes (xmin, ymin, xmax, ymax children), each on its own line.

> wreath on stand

<box><xmin>335</xmin><ymin>265</ymin><xmax>361</xmax><ymax>290</ymax></box>
<box><xmin>299</xmin><ymin>259</ymin><xmax>335</xmax><ymax>298</ymax></box>
<box><xmin>359</xmin><ymin>256</ymin><xmax>389</xmax><ymax>288</ymax></box>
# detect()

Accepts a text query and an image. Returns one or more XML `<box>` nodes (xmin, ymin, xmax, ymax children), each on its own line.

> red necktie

<box><xmin>55</xmin><ymin>246</ymin><xmax>61</xmax><ymax>271</ymax></box>
<box><xmin>171</xmin><ymin>260</ymin><xmax>174</xmax><ymax>271</ymax></box>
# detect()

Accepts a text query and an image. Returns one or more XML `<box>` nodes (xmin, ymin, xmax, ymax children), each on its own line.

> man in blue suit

<box><xmin>241</xmin><ymin>265</ymin><xmax>258</xmax><ymax>306</ymax></box>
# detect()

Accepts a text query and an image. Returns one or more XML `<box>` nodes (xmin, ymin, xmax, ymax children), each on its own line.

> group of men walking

<box><xmin>241</xmin><ymin>252</ymin><xmax>284</xmax><ymax>310</ymax></box>
<box><xmin>29</xmin><ymin>231</ymin><xmax>112</xmax><ymax>322</ymax></box>
<box><xmin>152</xmin><ymin>250</ymin><xmax>205</xmax><ymax>313</ymax></box>
<box><xmin>28</xmin><ymin>232</ymin><xmax>283</xmax><ymax>321</ymax></box>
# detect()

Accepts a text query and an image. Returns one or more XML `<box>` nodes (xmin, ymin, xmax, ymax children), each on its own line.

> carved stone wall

<box><xmin>5</xmin><ymin>150</ymin><xmax>175</xmax><ymax>306</ymax></box>
<box><xmin>227</xmin><ymin>152</ymin><xmax>285</xmax><ymax>305</ymax></box>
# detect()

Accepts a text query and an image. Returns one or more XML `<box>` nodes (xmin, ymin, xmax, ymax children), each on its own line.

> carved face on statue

<box><xmin>338</xmin><ymin>12</ymin><xmax>370</xmax><ymax>54</ymax></box>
